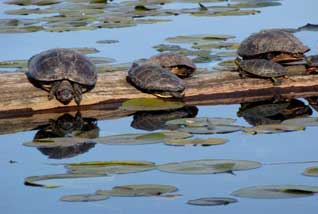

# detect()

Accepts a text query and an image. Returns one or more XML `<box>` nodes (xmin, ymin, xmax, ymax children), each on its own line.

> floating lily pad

<box><xmin>120</xmin><ymin>98</ymin><xmax>185</xmax><ymax>111</ymax></box>
<box><xmin>178</xmin><ymin>125</ymin><xmax>243</xmax><ymax>134</ymax></box>
<box><xmin>0</xmin><ymin>59</ymin><xmax>27</xmax><ymax>68</ymax></box>
<box><xmin>229</xmin><ymin>1</ymin><xmax>282</xmax><ymax>8</ymax></box>
<box><xmin>243</xmin><ymin>124</ymin><xmax>305</xmax><ymax>134</ymax></box>
<box><xmin>89</xmin><ymin>56</ymin><xmax>116</xmax><ymax>64</ymax></box>
<box><xmin>303</xmin><ymin>167</ymin><xmax>318</xmax><ymax>177</ymax></box>
<box><xmin>95</xmin><ymin>131</ymin><xmax>191</xmax><ymax>145</ymax></box>
<box><xmin>166</xmin><ymin>34</ymin><xmax>235</xmax><ymax>44</ymax></box>
<box><xmin>96</xmin><ymin>184</ymin><xmax>177</xmax><ymax>197</ymax></box>
<box><xmin>24</xmin><ymin>173</ymin><xmax>102</xmax><ymax>188</ymax></box>
<box><xmin>5</xmin><ymin>0</ymin><xmax>60</xmax><ymax>6</ymax></box>
<box><xmin>165</xmin><ymin>138</ymin><xmax>228</xmax><ymax>146</ymax></box>
<box><xmin>231</xmin><ymin>185</ymin><xmax>318</xmax><ymax>199</ymax></box>
<box><xmin>69</xmin><ymin>47</ymin><xmax>100</xmax><ymax>54</ymax></box>
<box><xmin>96</xmin><ymin>39</ymin><xmax>119</xmax><ymax>44</ymax></box>
<box><xmin>60</xmin><ymin>193</ymin><xmax>109</xmax><ymax>202</ymax></box>
<box><xmin>187</xmin><ymin>197</ymin><xmax>238</xmax><ymax>206</ymax></box>
<box><xmin>282</xmin><ymin>117</ymin><xmax>318</xmax><ymax>127</ymax></box>
<box><xmin>165</xmin><ymin>117</ymin><xmax>236</xmax><ymax>127</ymax></box>
<box><xmin>158</xmin><ymin>159</ymin><xmax>261</xmax><ymax>174</ymax></box>
<box><xmin>23</xmin><ymin>137</ymin><xmax>93</xmax><ymax>148</ymax></box>
<box><xmin>192</xmin><ymin>42</ymin><xmax>240</xmax><ymax>50</ymax></box>
<box><xmin>66</xmin><ymin>160</ymin><xmax>156</xmax><ymax>175</ymax></box>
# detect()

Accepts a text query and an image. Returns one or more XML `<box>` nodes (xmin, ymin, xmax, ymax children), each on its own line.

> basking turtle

<box><xmin>127</xmin><ymin>63</ymin><xmax>185</xmax><ymax>98</ymax></box>
<box><xmin>305</xmin><ymin>55</ymin><xmax>318</xmax><ymax>73</ymax></box>
<box><xmin>146</xmin><ymin>52</ymin><xmax>196</xmax><ymax>78</ymax></box>
<box><xmin>238</xmin><ymin>30</ymin><xmax>309</xmax><ymax>62</ymax></box>
<box><xmin>27</xmin><ymin>48</ymin><xmax>97</xmax><ymax>105</ymax></box>
<box><xmin>235</xmin><ymin>58</ymin><xmax>288</xmax><ymax>84</ymax></box>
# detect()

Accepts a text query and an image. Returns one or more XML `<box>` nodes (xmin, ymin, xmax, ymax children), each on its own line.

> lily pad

<box><xmin>120</xmin><ymin>98</ymin><xmax>185</xmax><ymax>111</ymax></box>
<box><xmin>24</xmin><ymin>173</ymin><xmax>102</xmax><ymax>188</ymax></box>
<box><xmin>66</xmin><ymin>160</ymin><xmax>156</xmax><ymax>175</ymax></box>
<box><xmin>96</xmin><ymin>39</ymin><xmax>119</xmax><ymax>44</ymax></box>
<box><xmin>0</xmin><ymin>59</ymin><xmax>27</xmax><ymax>68</ymax></box>
<box><xmin>5</xmin><ymin>0</ymin><xmax>60</xmax><ymax>6</ymax></box>
<box><xmin>69</xmin><ymin>47</ymin><xmax>100</xmax><ymax>54</ymax></box>
<box><xmin>96</xmin><ymin>184</ymin><xmax>177</xmax><ymax>197</ymax></box>
<box><xmin>282</xmin><ymin>117</ymin><xmax>318</xmax><ymax>127</ymax></box>
<box><xmin>178</xmin><ymin>125</ymin><xmax>243</xmax><ymax>134</ymax></box>
<box><xmin>89</xmin><ymin>56</ymin><xmax>116</xmax><ymax>64</ymax></box>
<box><xmin>158</xmin><ymin>159</ymin><xmax>261</xmax><ymax>174</ymax></box>
<box><xmin>303</xmin><ymin>167</ymin><xmax>318</xmax><ymax>177</ymax></box>
<box><xmin>23</xmin><ymin>137</ymin><xmax>94</xmax><ymax>148</ymax></box>
<box><xmin>165</xmin><ymin>117</ymin><xmax>236</xmax><ymax>127</ymax></box>
<box><xmin>165</xmin><ymin>138</ymin><xmax>228</xmax><ymax>146</ymax></box>
<box><xmin>187</xmin><ymin>197</ymin><xmax>238</xmax><ymax>206</ymax></box>
<box><xmin>166</xmin><ymin>34</ymin><xmax>235</xmax><ymax>44</ymax></box>
<box><xmin>243</xmin><ymin>124</ymin><xmax>305</xmax><ymax>134</ymax></box>
<box><xmin>95</xmin><ymin>131</ymin><xmax>192</xmax><ymax>145</ymax></box>
<box><xmin>60</xmin><ymin>193</ymin><xmax>109</xmax><ymax>202</ymax></box>
<box><xmin>231</xmin><ymin>185</ymin><xmax>318</xmax><ymax>199</ymax></box>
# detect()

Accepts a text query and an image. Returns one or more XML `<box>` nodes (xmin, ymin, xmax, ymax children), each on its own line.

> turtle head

<box><xmin>55</xmin><ymin>80</ymin><xmax>74</xmax><ymax>104</ymax></box>
<box><xmin>234</xmin><ymin>57</ymin><xmax>242</xmax><ymax>67</ymax></box>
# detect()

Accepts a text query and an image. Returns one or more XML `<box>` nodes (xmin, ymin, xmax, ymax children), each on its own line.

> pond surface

<box><xmin>1</xmin><ymin>0</ymin><xmax>318</xmax><ymax>213</ymax></box>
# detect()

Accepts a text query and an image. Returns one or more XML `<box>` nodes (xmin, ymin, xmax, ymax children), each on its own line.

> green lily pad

<box><xmin>303</xmin><ymin>167</ymin><xmax>318</xmax><ymax>177</ymax></box>
<box><xmin>23</xmin><ymin>137</ymin><xmax>93</xmax><ymax>148</ymax></box>
<box><xmin>95</xmin><ymin>131</ymin><xmax>192</xmax><ymax>145</ymax></box>
<box><xmin>24</xmin><ymin>173</ymin><xmax>102</xmax><ymax>188</ymax></box>
<box><xmin>5</xmin><ymin>8</ymin><xmax>55</xmax><ymax>15</ymax></box>
<box><xmin>5</xmin><ymin>0</ymin><xmax>60</xmax><ymax>6</ymax></box>
<box><xmin>282</xmin><ymin>117</ymin><xmax>318</xmax><ymax>127</ymax></box>
<box><xmin>187</xmin><ymin>197</ymin><xmax>238</xmax><ymax>206</ymax></box>
<box><xmin>229</xmin><ymin>1</ymin><xmax>282</xmax><ymax>8</ymax></box>
<box><xmin>69</xmin><ymin>47</ymin><xmax>100</xmax><ymax>54</ymax></box>
<box><xmin>165</xmin><ymin>138</ymin><xmax>228</xmax><ymax>146</ymax></box>
<box><xmin>243</xmin><ymin>124</ymin><xmax>305</xmax><ymax>134</ymax></box>
<box><xmin>96</xmin><ymin>39</ymin><xmax>119</xmax><ymax>44</ymax></box>
<box><xmin>231</xmin><ymin>185</ymin><xmax>318</xmax><ymax>199</ymax></box>
<box><xmin>165</xmin><ymin>117</ymin><xmax>236</xmax><ymax>127</ymax></box>
<box><xmin>89</xmin><ymin>56</ymin><xmax>115</xmax><ymax>64</ymax></box>
<box><xmin>178</xmin><ymin>125</ymin><xmax>243</xmax><ymax>134</ymax></box>
<box><xmin>0</xmin><ymin>59</ymin><xmax>27</xmax><ymax>68</ymax></box>
<box><xmin>0</xmin><ymin>25</ymin><xmax>43</xmax><ymax>33</ymax></box>
<box><xmin>166</xmin><ymin>34</ymin><xmax>235</xmax><ymax>44</ymax></box>
<box><xmin>135</xmin><ymin>18</ymin><xmax>171</xmax><ymax>25</ymax></box>
<box><xmin>66</xmin><ymin>160</ymin><xmax>156</xmax><ymax>175</ymax></box>
<box><xmin>96</xmin><ymin>184</ymin><xmax>177</xmax><ymax>197</ymax></box>
<box><xmin>158</xmin><ymin>159</ymin><xmax>261</xmax><ymax>174</ymax></box>
<box><xmin>120</xmin><ymin>98</ymin><xmax>185</xmax><ymax>111</ymax></box>
<box><xmin>60</xmin><ymin>193</ymin><xmax>109</xmax><ymax>202</ymax></box>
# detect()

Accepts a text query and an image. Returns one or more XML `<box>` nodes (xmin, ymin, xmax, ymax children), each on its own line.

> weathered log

<box><xmin>1</xmin><ymin>65</ymin><xmax>318</xmax><ymax>135</ymax></box>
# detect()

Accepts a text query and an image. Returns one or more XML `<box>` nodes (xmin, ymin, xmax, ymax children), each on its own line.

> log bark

<box><xmin>1</xmin><ymin>65</ymin><xmax>318</xmax><ymax>135</ymax></box>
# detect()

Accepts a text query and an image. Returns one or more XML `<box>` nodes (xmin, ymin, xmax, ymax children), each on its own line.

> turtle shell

<box><xmin>238</xmin><ymin>59</ymin><xmax>287</xmax><ymax>78</ymax></box>
<box><xmin>147</xmin><ymin>52</ymin><xmax>196</xmax><ymax>77</ymax></box>
<box><xmin>27</xmin><ymin>48</ymin><xmax>97</xmax><ymax>87</ymax></box>
<box><xmin>238</xmin><ymin>30</ymin><xmax>309</xmax><ymax>58</ymax></box>
<box><xmin>127</xmin><ymin>63</ymin><xmax>185</xmax><ymax>95</ymax></box>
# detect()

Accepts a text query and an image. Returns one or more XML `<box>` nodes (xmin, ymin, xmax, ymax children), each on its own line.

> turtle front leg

<box><xmin>73</xmin><ymin>83</ymin><xmax>82</xmax><ymax>106</ymax></box>
<box><xmin>48</xmin><ymin>82</ymin><xmax>60</xmax><ymax>101</ymax></box>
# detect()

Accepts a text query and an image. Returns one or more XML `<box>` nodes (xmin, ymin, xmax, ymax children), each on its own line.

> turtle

<box><xmin>235</xmin><ymin>58</ymin><xmax>288</xmax><ymax>85</ymax></box>
<box><xmin>127</xmin><ymin>63</ymin><xmax>185</xmax><ymax>98</ymax></box>
<box><xmin>305</xmin><ymin>55</ymin><xmax>318</xmax><ymax>73</ymax></box>
<box><xmin>237</xmin><ymin>29</ymin><xmax>310</xmax><ymax>63</ymax></box>
<box><xmin>146</xmin><ymin>52</ymin><xmax>196</xmax><ymax>78</ymax></box>
<box><xmin>27</xmin><ymin>48</ymin><xmax>97</xmax><ymax>105</ymax></box>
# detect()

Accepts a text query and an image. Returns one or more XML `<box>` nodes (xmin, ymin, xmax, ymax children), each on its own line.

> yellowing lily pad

<box><xmin>231</xmin><ymin>185</ymin><xmax>318</xmax><ymax>199</ymax></box>
<box><xmin>120</xmin><ymin>98</ymin><xmax>185</xmax><ymax>111</ymax></box>
<box><xmin>165</xmin><ymin>138</ymin><xmax>228</xmax><ymax>146</ymax></box>
<box><xmin>187</xmin><ymin>197</ymin><xmax>238</xmax><ymax>206</ymax></box>
<box><xmin>66</xmin><ymin>160</ymin><xmax>156</xmax><ymax>175</ymax></box>
<box><xmin>60</xmin><ymin>193</ymin><xmax>109</xmax><ymax>202</ymax></box>
<box><xmin>158</xmin><ymin>159</ymin><xmax>261</xmax><ymax>174</ymax></box>
<box><xmin>303</xmin><ymin>167</ymin><xmax>318</xmax><ymax>177</ymax></box>
<box><xmin>243</xmin><ymin>124</ymin><xmax>305</xmax><ymax>134</ymax></box>
<box><xmin>96</xmin><ymin>184</ymin><xmax>177</xmax><ymax>197</ymax></box>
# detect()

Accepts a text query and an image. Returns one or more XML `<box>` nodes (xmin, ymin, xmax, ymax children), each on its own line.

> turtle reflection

<box><xmin>33</xmin><ymin>112</ymin><xmax>98</xmax><ymax>159</ymax></box>
<box><xmin>237</xmin><ymin>99</ymin><xmax>312</xmax><ymax>126</ymax></box>
<box><xmin>131</xmin><ymin>106</ymin><xmax>198</xmax><ymax>131</ymax></box>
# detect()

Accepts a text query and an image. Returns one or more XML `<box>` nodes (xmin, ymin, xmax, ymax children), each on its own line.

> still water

<box><xmin>1</xmin><ymin>0</ymin><xmax>318</xmax><ymax>213</ymax></box>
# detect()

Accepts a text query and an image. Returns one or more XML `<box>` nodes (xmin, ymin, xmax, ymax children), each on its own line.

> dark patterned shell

<box><xmin>27</xmin><ymin>48</ymin><xmax>97</xmax><ymax>86</ymax></box>
<box><xmin>238</xmin><ymin>30</ymin><xmax>309</xmax><ymax>57</ymax></box>
<box><xmin>238</xmin><ymin>59</ymin><xmax>287</xmax><ymax>78</ymax></box>
<box><xmin>127</xmin><ymin>63</ymin><xmax>185</xmax><ymax>93</ymax></box>
<box><xmin>147</xmin><ymin>53</ymin><xmax>196</xmax><ymax>70</ymax></box>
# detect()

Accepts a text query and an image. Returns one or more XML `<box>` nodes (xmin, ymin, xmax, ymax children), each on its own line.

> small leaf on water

<box><xmin>96</xmin><ymin>39</ymin><xmax>119</xmax><ymax>44</ymax></box>
<box><xmin>120</xmin><ymin>98</ymin><xmax>185</xmax><ymax>111</ymax></box>
<box><xmin>158</xmin><ymin>159</ymin><xmax>261</xmax><ymax>174</ymax></box>
<box><xmin>243</xmin><ymin>124</ymin><xmax>305</xmax><ymax>135</ymax></box>
<box><xmin>60</xmin><ymin>193</ymin><xmax>109</xmax><ymax>202</ymax></box>
<box><xmin>187</xmin><ymin>197</ymin><xmax>238</xmax><ymax>206</ymax></box>
<box><xmin>231</xmin><ymin>185</ymin><xmax>318</xmax><ymax>199</ymax></box>
<box><xmin>165</xmin><ymin>138</ymin><xmax>228</xmax><ymax>146</ymax></box>
<box><xmin>97</xmin><ymin>184</ymin><xmax>177</xmax><ymax>197</ymax></box>
<box><xmin>303</xmin><ymin>167</ymin><xmax>318</xmax><ymax>177</ymax></box>
<box><xmin>166</xmin><ymin>34</ymin><xmax>235</xmax><ymax>44</ymax></box>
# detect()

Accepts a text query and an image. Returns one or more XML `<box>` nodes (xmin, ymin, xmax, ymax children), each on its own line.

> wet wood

<box><xmin>1</xmin><ymin>65</ymin><xmax>318</xmax><ymax>135</ymax></box>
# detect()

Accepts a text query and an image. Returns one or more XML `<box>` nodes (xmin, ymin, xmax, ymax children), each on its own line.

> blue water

<box><xmin>1</xmin><ymin>0</ymin><xmax>318</xmax><ymax>213</ymax></box>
